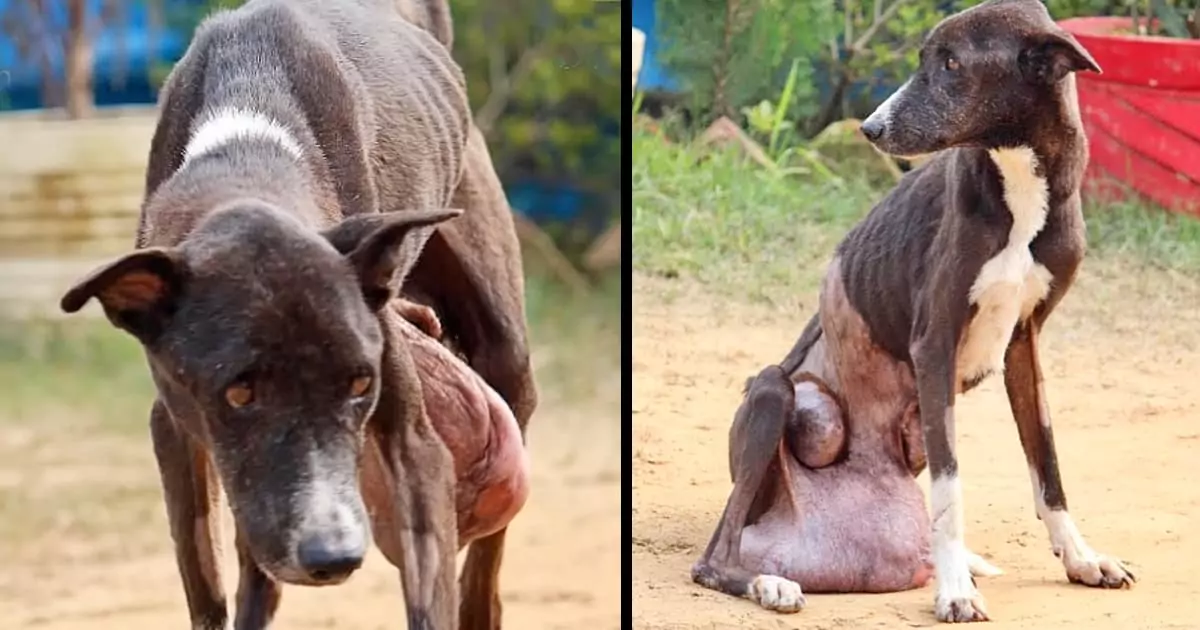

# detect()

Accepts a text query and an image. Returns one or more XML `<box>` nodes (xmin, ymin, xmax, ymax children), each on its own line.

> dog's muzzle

<box><xmin>860</xmin><ymin>119</ymin><xmax>885</xmax><ymax>142</ymax></box>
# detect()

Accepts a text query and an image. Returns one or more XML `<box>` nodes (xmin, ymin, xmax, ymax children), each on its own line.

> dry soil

<box><xmin>2</xmin><ymin>378</ymin><xmax>621</xmax><ymax>629</ymax></box>
<box><xmin>633</xmin><ymin>271</ymin><xmax>1200</xmax><ymax>629</ymax></box>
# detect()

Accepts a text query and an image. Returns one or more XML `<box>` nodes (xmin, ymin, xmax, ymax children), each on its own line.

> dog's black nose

<box><xmin>860</xmin><ymin>119</ymin><xmax>884</xmax><ymax>142</ymax></box>
<box><xmin>297</xmin><ymin>535</ymin><xmax>365</xmax><ymax>583</ymax></box>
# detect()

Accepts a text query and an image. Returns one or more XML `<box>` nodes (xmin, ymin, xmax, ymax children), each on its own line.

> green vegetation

<box><xmin>0</xmin><ymin>271</ymin><xmax>619</xmax><ymax>556</ymax></box>
<box><xmin>632</xmin><ymin>123</ymin><xmax>877</xmax><ymax>300</ymax></box>
<box><xmin>633</xmin><ymin>122</ymin><xmax>1200</xmax><ymax>305</ymax></box>
<box><xmin>0</xmin><ymin>272</ymin><xmax>618</xmax><ymax>429</ymax></box>
<box><xmin>653</xmin><ymin>0</ymin><xmax>1197</xmax><ymax>141</ymax></box>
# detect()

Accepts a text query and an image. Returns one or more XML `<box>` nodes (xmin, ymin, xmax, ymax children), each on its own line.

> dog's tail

<box><xmin>778</xmin><ymin>313</ymin><xmax>822</xmax><ymax>378</ymax></box>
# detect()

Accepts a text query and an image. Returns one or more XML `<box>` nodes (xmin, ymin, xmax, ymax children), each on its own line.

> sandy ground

<box><xmin>633</xmin><ymin>273</ymin><xmax>1200</xmax><ymax>629</ymax></box>
<box><xmin>2</xmin><ymin>386</ymin><xmax>621</xmax><ymax>629</ymax></box>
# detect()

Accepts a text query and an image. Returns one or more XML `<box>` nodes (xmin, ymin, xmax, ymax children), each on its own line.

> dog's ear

<box><xmin>322</xmin><ymin>209</ymin><xmax>463</xmax><ymax>311</ymax></box>
<box><xmin>1021</xmin><ymin>30</ymin><xmax>1102</xmax><ymax>84</ymax></box>
<box><xmin>60</xmin><ymin>247</ymin><xmax>187</xmax><ymax>342</ymax></box>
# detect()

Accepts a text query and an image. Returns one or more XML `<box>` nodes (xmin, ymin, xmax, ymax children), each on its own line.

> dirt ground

<box><xmin>1</xmin><ymin>383</ymin><xmax>621</xmax><ymax>629</ymax></box>
<box><xmin>633</xmin><ymin>272</ymin><xmax>1200</xmax><ymax>629</ymax></box>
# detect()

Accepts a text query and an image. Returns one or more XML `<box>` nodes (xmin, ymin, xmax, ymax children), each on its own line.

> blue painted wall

<box><xmin>630</xmin><ymin>0</ymin><xmax>678</xmax><ymax>93</ymax></box>
<box><xmin>0</xmin><ymin>0</ymin><xmax>191</xmax><ymax>110</ymax></box>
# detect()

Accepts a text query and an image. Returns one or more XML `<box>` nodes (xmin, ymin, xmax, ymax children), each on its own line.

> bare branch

<box><xmin>64</xmin><ymin>0</ymin><xmax>94</xmax><ymax>118</ymax></box>
<box><xmin>851</xmin><ymin>0</ymin><xmax>911</xmax><ymax>52</ymax></box>
<box><xmin>475</xmin><ymin>42</ymin><xmax>548</xmax><ymax>136</ymax></box>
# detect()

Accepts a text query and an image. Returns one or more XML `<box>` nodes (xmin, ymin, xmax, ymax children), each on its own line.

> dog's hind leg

<box><xmin>390</xmin><ymin>0</ymin><xmax>454</xmax><ymax>49</ymax></box>
<box><xmin>407</xmin><ymin>124</ymin><xmax>537</xmax><ymax>432</ymax></box>
<box><xmin>1003</xmin><ymin>321</ymin><xmax>1135</xmax><ymax>589</ymax></box>
<box><xmin>694</xmin><ymin>366</ymin><xmax>811</xmax><ymax>613</ymax></box>
<box><xmin>406</xmin><ymin>124</ymin><xmax>536</xmax><ymax>630</ymax></box>
<box><xmin>148</xmin><ymin>400</ymin><xmax>229</xmax><ymax>630</ymax></box>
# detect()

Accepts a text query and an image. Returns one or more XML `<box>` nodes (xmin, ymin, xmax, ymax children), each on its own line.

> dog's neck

<box><xmin>1018</xmin><ymin>75</ymin><xmax>1089</xmax><ymax>205</ymax></box>
<box><xmin>963</xmin><ymin>75</ymin><xmax>1088</xmax><ymax>232</ymax></box>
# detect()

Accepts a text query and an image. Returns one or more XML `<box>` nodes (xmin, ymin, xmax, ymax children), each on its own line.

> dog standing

<box><xmin>692</xmin><ymin>0</ymin><xmax>1133</xmax><ymax>622</ymax></box>
<box><xmin>59</xmin><ymin>1</ymin><xmax>537</xmax><ymax>628</ymax></box>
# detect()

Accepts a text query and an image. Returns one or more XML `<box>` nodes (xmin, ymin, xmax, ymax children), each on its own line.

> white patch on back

<box><xmin>956</xmin><ymin>146</ymin><xmax>1053</xmax><ymax>384</ymax></box>
<box><xmin>182</xmin><ymin>106</ymin><xmax>304</xmax><ymax>166</ymax></box>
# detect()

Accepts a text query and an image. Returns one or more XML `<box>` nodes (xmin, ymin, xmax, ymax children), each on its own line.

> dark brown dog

<box><xmin>692</xmin><ymin>0</ymin><xmax>1133</xmax><ymax>623</ymax></box>
<box><xmin>58</xmin><ymin>1</ymin><xmax>536</xmax><ymax>629</ymax></box>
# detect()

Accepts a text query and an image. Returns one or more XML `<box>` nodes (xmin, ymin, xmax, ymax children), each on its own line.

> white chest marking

<box><xmin>181</xmin><ymin>107</ymin><xmax>304</xmax><ymax>167</ymax></box>
<box><xmin>956</xmin><ymin>147</ymin><xmax>1053</xmax><ymax>384</ymax></box>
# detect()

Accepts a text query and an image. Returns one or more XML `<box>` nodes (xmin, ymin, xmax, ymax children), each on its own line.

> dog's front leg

<box><xmin>149</xmin><ymin>400</ymin><xmax>229</xmax><ymax>630</ymax></box>
<box><xmin>911</xmin><ymin>335</ymin><xmax>987</xmax><ymax>623</ymax></box>
<box><xmin>378</xmin><ymin>419</ymin><xmax>459</xmax><ymax>630</ymax></box>
<box><xmin>232</xmin><ymin>527</ymin><xmax>282</xmax><ymax>629</ymax></box>
<box><xmin>1003</xmin><ymin>320</ymin><xmax>1135</xmax><ymax>589</ymax></box>
<box><xmin>375</xmin><ymin>317</ymin><xmax>460</xmax><ymax>630</ymax></box>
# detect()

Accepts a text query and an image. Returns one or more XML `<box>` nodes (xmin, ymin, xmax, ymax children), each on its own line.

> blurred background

<box><xmin>631</xmin><ymin>1</ymin><xmax>1200</xmax><ymax>627</ymax></box>
<box><xmin>0</xmin><ymin>1</ymin><xmax>621</xmax><ymax>628</ymax></box>
<box><xmin>632</xmin><ymin>0</ymin><xmax>1200</xmax><ymax>295</ymax></box>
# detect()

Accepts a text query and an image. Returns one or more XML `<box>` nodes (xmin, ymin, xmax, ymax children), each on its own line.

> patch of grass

<box><xmin>1083</xmin><ymin>196</ymin><xmax>1200</xmax><ymax>271</ymax></box>
<box><xmin>633</xmin><ymin>124</ymin><xmax>1200</xmax><ymax>303</ymax></box>
<box><xmin>0</xmin><ymin>274</ymin><xmax>621</xmax><ymax>428</ymax></box>
<box><xmin>0</xmin><ymin>321</ymin><xmax>154</xmax><ymax>435</ymax></box>
<box><xmin>525</xmin><ymin>270</ymin><xmax>622</xmax><ymax>403</ymax></box>
<box><xmin>0</xmin><ymin>274</ymin><xmax>619</xmax><ymax>566</ymax></box>
<box><xmin>633</xmin><ymin>125</ymin><xmax>879</xmax><ymax>303</ymax></box>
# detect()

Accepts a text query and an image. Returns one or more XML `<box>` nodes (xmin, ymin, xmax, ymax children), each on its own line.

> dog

<box><xmin>58</xmin><ymin>1</ymin><xmax>538</xmax><ymax>628</ymax></box>
<box><xmin>691</xmin><ymin>0</ymin><xmax>1134</xmax><ymax>622</ymax></box>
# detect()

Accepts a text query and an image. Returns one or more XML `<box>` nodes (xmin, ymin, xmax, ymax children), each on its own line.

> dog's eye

<box><xmin>225</xmin><ymin>383</ymin><xmax>254</xmax><ymax>408</ymax></box>
<box><xmin>944</xmin><ymin>57</ymin><xmax>960</xmax><ymax>71</ymax></box>
<box><xmin>350</xmin><ymin>375</ymin><xmax>373</xmax><ymax>397</ymax></box>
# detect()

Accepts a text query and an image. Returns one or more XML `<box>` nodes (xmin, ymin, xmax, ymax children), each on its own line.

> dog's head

<box><xmin>61</xmin><ymin>203</ymin><xmax>461</xmax><ymax>585</ymax></box>
<box><xmin>860</xmin><ymin>0</ymin><xmax>1101</xmax><ymax>157</ymax></box>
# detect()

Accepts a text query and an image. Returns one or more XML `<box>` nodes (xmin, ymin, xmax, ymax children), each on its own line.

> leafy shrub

<box><xmin>653</xmin><ymin>0</ymin><xmax>1184</xmax><ymax>139</ymax></box>
<box><xmin>656</xmin><ymin>0</ymin><xmax>835</xmax><ymax>126</ymax></box>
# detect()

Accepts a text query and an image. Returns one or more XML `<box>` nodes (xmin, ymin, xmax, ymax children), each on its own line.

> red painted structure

<box><xmin>1058</xmin><ymin>17</ymin><xmax>1200</xmax><ymax>217</ymax></box>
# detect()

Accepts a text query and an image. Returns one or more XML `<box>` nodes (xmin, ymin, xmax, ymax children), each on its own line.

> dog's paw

<box><xmin>747</xmin><ymin>575</ymin><xmax>806</xmax><ymax>613</ymax></box>
<box><xmin>934</xmin><ymin>560</ymin><xmax>989</xmax><ymax>624</ymax></box>
<box><xmin>1065</xmin><ymin>553</ymin><xmax>1135</xmax><ymax>589</ymax></box>
<box><xmin>966</xmin><ymin>550</ymin><xmax>1003</xmax><ymax>578</ymax></box>
<box><xmin>935</xmin><ymin>591</ymin><xmax>990</xmax><ymax>623</ymax></box>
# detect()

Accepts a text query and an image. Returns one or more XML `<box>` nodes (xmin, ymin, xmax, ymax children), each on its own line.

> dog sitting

<box><xmin>691</xmin><ymin>0</ymin><xmax>1133</xmax><ymax>623</ymax></box>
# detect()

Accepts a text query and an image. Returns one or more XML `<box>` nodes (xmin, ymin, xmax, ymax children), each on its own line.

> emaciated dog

<box><xmin>692</xmin><ymin>0</ymin><xmax>1133</xmax><ymax>623</ymax></box>
<box><xmin>58</xmin><ymin>1</ymin><xmax>536</xmax><ymax>629</ymax></box>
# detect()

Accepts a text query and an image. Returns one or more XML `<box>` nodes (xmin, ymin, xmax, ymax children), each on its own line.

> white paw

<box><xmin>748</xmin><ymin>575</ymin><xmax>806</xmax><ymax>613</ymax></box>
<box><xmin>1064</xmin><ymin>552</ymin><xmax>1135</xmax><ymax>589</ymax></box>
<box><xmin>935</xmin><ymin>591</ymin><xmax>990</xmax><ymax>623</ymax></box>
<box><xmin>935</xmin><ymin>557</ymin><xmax>988</xmax><ymax>623</ymax></box>
<box><xmin>966</xmin><ymin>550</ymin><xmax>1003</xmax><ymax>578</ymax></box>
